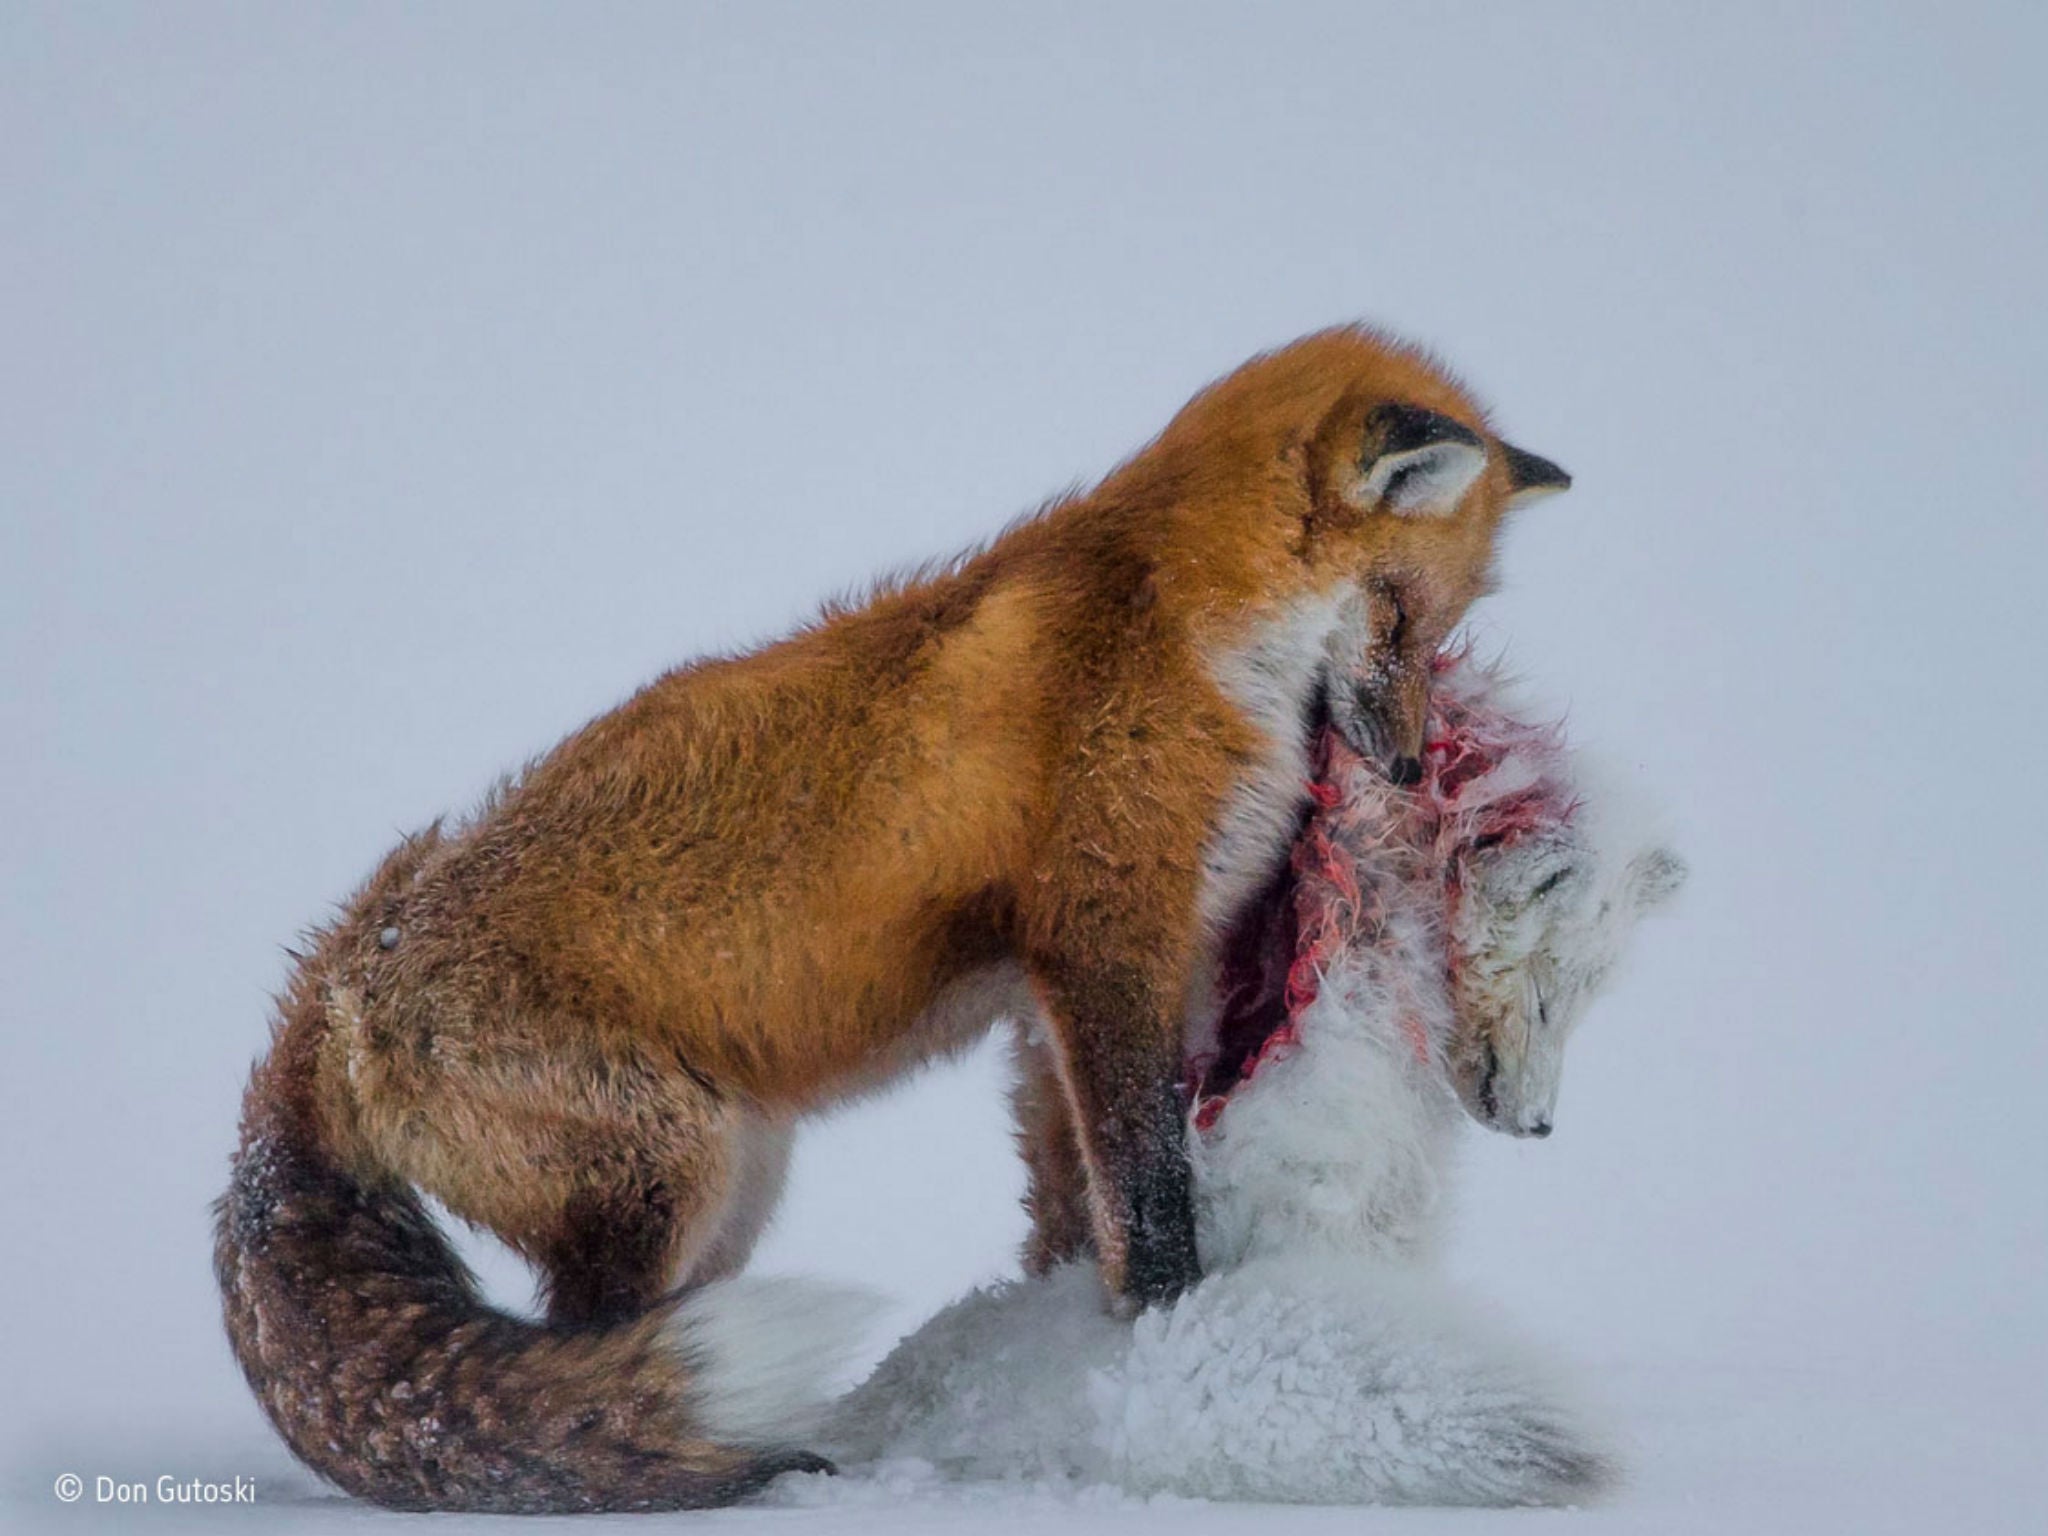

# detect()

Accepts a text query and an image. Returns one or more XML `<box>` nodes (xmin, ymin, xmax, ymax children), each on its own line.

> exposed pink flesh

<box><xmin>1191</xmin><ymin>651</ymin><xmax>1575</xmax><ymax>1132</ymax></box>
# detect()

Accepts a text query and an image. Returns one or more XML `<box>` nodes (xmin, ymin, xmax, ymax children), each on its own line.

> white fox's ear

<box><xmin>1624</xmin><ymin>846</ymin><xmax>1687</xmax><ymax>916</ymax></box>
<box><xmin>1352</xmin><ymin>403</ymin><xmax>1487</xmax><ymax>519</ymax></box>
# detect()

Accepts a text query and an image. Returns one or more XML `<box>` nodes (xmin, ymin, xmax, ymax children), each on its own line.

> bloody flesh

<box><xmin>1190</xmin><ymin>652</ymin><xmax>1573</xmax><ymax>1132</ymax></box>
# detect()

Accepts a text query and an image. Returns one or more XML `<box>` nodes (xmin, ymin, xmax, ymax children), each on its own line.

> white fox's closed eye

<box><xmin>1472</xmin><ymin>837</ymin><xmax>1580</xmax><ymax>915</ymax></box>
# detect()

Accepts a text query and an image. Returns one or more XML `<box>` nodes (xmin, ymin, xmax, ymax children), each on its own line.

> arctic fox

<box><xmin>826</xmin><ymin>653</ymin><xmax>1684</xmax><ymax>1505</ymax></box>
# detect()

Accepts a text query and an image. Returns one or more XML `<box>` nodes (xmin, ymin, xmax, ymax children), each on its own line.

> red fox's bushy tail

<box><xmin>213</xmin><ymin>1001</ymin><xmax>846</xmax><ymax>1514</ymax></box>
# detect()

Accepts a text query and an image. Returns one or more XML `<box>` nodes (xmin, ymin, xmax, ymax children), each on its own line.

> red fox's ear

<box><xmin>1503</xmin><ymin>443</ymin><xmax>1572</xmax><ymax>510</ymax></box>
<box><xmin>1351</xmin><ymin>403</ymin><xmax>1488</xmax><ymax>519</ymax></box>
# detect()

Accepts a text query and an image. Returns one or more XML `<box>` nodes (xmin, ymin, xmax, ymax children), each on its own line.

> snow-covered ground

<box><xmin>10</xmin><ymin>1350</ymin><xmax>2042</xmax><ymax>1534</ymax></box>
<box><xmin>5</xmin><ymin>4</ymin><xmax>2044</xmax><ymax>1532</ymax></box>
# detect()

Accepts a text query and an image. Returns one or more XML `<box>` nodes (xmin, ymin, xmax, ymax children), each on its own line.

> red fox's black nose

<box><xmin>1389</xmin><ymin>755</ymin><xmax>1424</xmax><ymax>787</ymax></box>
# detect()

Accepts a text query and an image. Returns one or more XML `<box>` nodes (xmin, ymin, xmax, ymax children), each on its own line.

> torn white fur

<box><xmin>1192</xmin><ymin>904</ymin><xmax>1460</xmax><ymax>1272</ymax></box>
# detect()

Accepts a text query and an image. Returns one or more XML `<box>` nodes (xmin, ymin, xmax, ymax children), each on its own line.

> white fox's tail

<box><xmin>825</xmin><ymin>1258</ymin><xmax>1612</xmax><ymax>1507</ymax></box>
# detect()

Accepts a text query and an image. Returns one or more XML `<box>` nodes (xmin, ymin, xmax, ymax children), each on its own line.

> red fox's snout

<box><xmin>1337</xmin><ymin>666</ymin><xmax>1432</xmax><ymax>784</ymax></box>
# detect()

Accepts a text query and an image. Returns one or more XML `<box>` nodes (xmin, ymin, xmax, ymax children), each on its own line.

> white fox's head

<box><xmin>1446</xmin><ymin>805</ymin><xmax>1685</xmax><ymax>1138</ymax></box>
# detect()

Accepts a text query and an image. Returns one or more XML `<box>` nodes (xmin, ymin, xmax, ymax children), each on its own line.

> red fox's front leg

<box><xmin>1011</xmin><ymin>1029</ymin><xmax>1096</xmax><ymax>1274</ymax></box>
<box><xmin>1028</xmin><ymin>946</ymin><xmax>1200</xmax><ymax>1308</ymax></box>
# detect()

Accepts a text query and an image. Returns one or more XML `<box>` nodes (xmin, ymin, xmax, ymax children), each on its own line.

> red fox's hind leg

<box><xmin>536</xmin><ymin>1106</ymin><xmax>794</xmax><ymax>1325</ymax></box>
<box><xmin>363</xmin><ymin>1038</ymin><xmax>747</xmax><ymax>1331</ymax></box>
<box><xmin>538</xmin><ymin>1159</ymin><xmax>703</xmax><ymax>1328</ymax></box>
<box><xmin>684</xmin><ymin>1115</ymin><xmax>794</xmax><ymax>1289</ymax></box>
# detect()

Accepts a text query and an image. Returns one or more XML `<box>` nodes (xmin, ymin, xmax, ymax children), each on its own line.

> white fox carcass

<box><xmin>828</xmin><ymin>652</ymin><xmax>1684</xmax><ymax>1505</ymax></box>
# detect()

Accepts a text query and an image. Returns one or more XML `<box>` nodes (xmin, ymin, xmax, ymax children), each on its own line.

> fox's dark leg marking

<box><xmin>1032</xmin><ymin>956</ymin><xmax>1200</xmax><ymax>1307</ymax></box>
<box><xmin>539</xmin><ymin>1176</ymin><xmax>684</xmax><ymax>1329</ymax></box>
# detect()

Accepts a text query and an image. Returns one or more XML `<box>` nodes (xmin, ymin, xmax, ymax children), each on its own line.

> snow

<box><xmin>4</xmin><ymin>3</ymin><xmax>2045</xmax><ymax>1533</ymax></box>
<box><xmin>12</xmin><ymin>1364</ymin><xmax>2042</xmax><ymax>1536</ymax></box>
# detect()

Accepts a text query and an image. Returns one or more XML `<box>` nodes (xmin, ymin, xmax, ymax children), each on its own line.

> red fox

<box><xmin>215</xmin><ymin>325</ymin><xmax>1569</xmax><ymax>1512</ymax></box>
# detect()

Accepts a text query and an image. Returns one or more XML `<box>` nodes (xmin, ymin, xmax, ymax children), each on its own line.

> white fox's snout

<box><xmin>1484</xmin><ymin>1008</ymin><xmax>1566</xmax><ymax>1138</ymax></box>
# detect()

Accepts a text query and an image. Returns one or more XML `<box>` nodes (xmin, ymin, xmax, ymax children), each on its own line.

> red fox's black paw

<box><xmin>1124</xmin><ymin>1229</ymin><xmax>1202</xmax><ymax>1308</ymax></box>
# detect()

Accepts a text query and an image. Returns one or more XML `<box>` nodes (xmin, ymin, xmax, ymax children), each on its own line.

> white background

<box><xmin>4</xmin><ymin>4</ymin><xmax>2044</xmax><ymax>1531</ymax></box>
